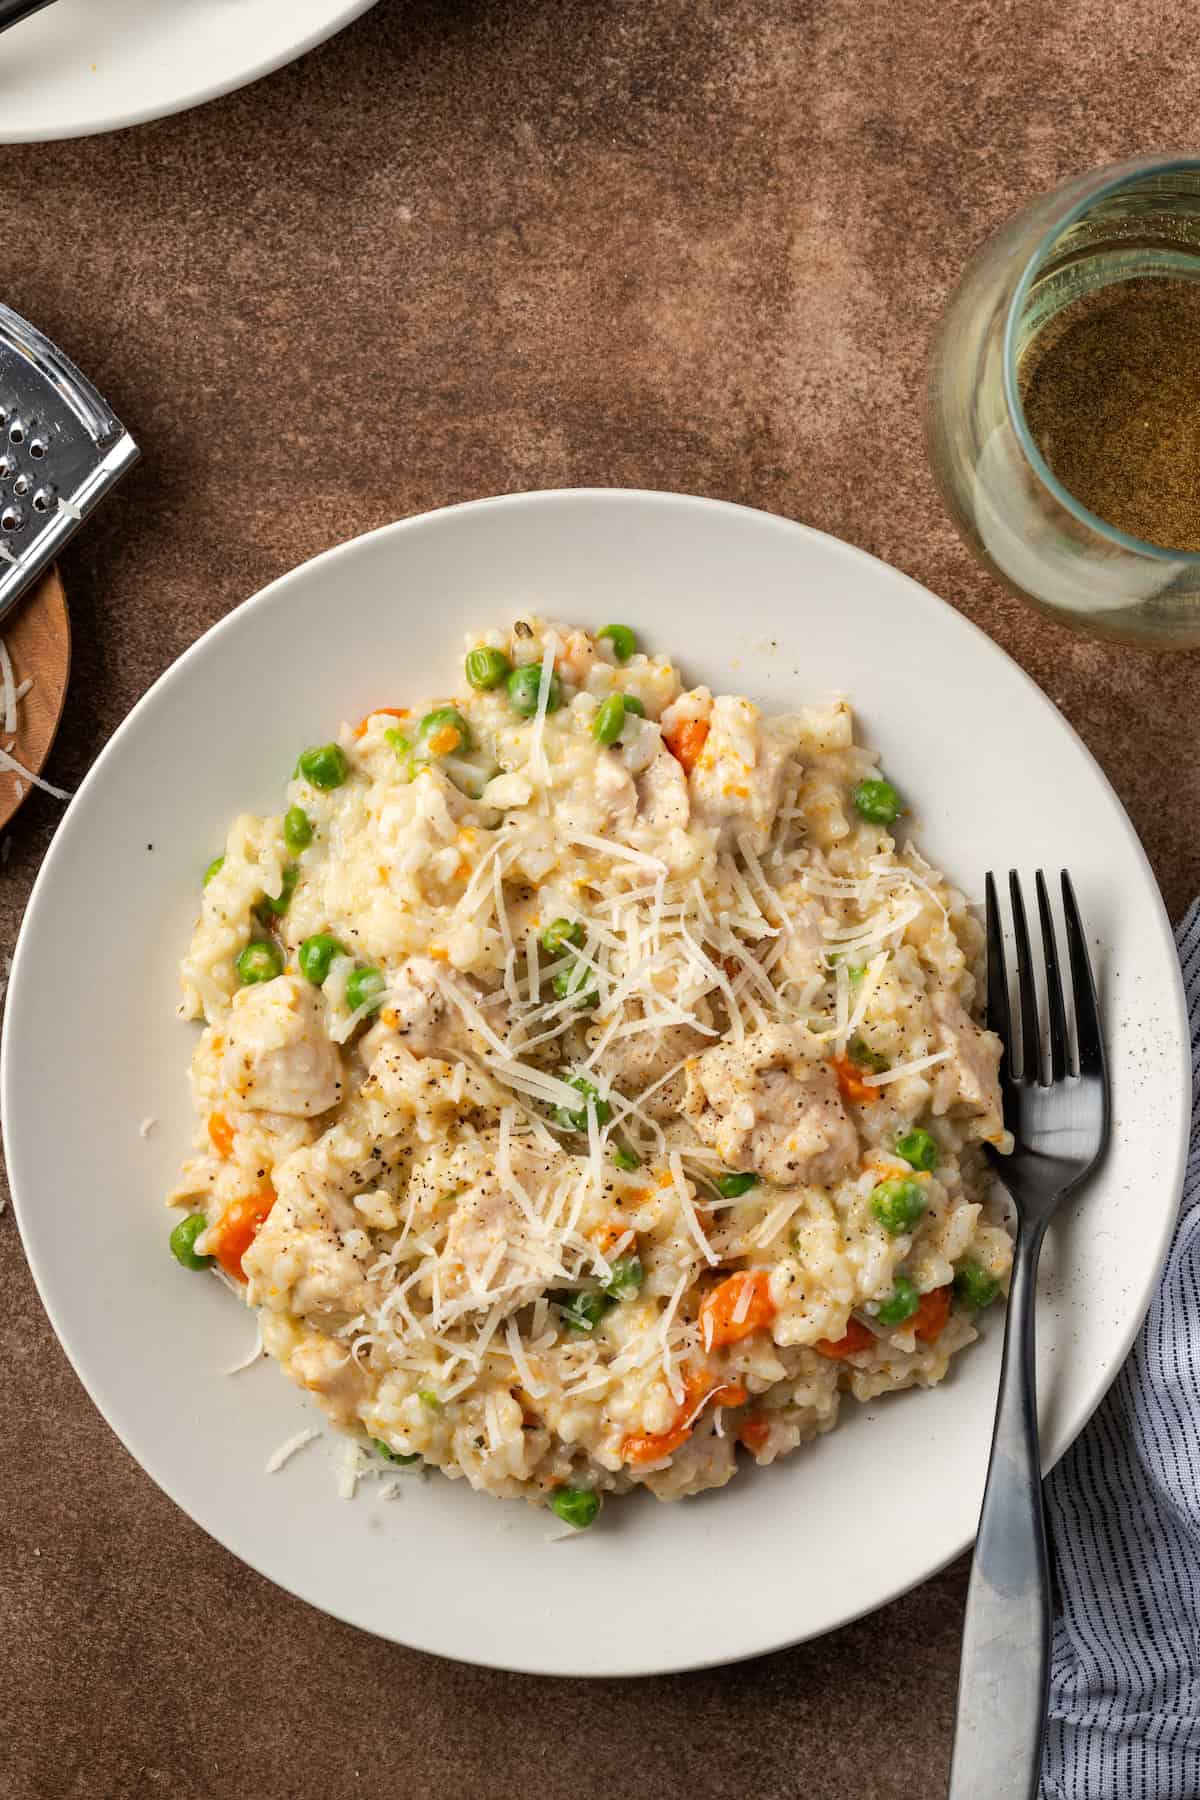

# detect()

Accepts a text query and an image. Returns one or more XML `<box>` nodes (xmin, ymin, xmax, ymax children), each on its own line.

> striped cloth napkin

<box><xmin>1041</xmin><ymin>901</ymin><xmax>1200</xmax><ymax>1798</ymax></box>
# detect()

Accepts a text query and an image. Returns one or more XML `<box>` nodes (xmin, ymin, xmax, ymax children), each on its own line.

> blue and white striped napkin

<box><xmin>1042</xmin><ymin>901</ymin><xmax>1200</xmax><ymax>1799</ymax></box>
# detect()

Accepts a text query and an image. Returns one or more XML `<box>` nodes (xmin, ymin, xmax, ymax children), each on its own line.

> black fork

<box><xmin>0</xmin><ymin>0</ymin><xmax>58</xmax><ymax>33</ymax></box>
<box><xmin>948</xmin><ymin>872</ymin><xmax>1109</xmax><ymax>1800</ymax></box>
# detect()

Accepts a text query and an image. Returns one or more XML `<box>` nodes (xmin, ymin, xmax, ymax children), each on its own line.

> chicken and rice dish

<box><xmin>167</xmin><ymin>617</ymin><xmax>1013</xmax><ymax>1530</ymax></box>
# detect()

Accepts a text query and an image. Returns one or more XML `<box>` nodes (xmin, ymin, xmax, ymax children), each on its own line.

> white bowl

<box><xmin>3</xmin><ymin>490</ymin><xmax>1188</xmax><ymax>1675</ymax></box>
<box><xmin>0</xmin><ymin>0</ymin><xmax>376</xmax><ymax>144</ymax></box>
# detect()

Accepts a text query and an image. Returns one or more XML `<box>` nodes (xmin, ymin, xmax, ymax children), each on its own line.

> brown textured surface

<box><xmin>1</xmin><ymin>2</ymin><xmax>1198</xmax><ymax>1795</ymax></box>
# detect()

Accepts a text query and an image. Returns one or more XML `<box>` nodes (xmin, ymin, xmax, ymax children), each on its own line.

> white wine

<box><xmin>1019</xmin><ymin>276</ymin><xmax>1200</xmax><ymax>553</ymax></box>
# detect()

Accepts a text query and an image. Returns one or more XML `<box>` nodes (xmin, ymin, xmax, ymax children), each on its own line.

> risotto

<box><xmin>166</xmin><ymin>616</ymin><xmax>1013</xmax><ymax>1528</ymax></box>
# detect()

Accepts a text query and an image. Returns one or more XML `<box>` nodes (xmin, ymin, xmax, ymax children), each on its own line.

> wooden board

<box><xmin>0</xmin><ymin>566</ymin><xmax>71</xmax><ymax>833</ymax></box>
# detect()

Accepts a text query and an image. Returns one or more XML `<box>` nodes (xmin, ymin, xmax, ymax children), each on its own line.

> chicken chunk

<box><xmin>635</xmin><ymin>749</ymin><xmax>690</xmax><ymax>835</ymax></box>
<box><xmin>604</xmin><ymin>1017</ymin><xmax>713</xmax><ymax>1118</ymax></box>
<box><xmin>439</xmin><ymin>1139</ymin><xmax>574</xmax><ymax>1306</ymax></box>
<box><xmin>773</xmin><ymin>891</ymin><xmax>833</xmax><ymax>993</ymax></box>
<box><xmin>358</xmin><ymin>952</ymin><xmax>471</xmax><ymax>1060</ymax></box>
<box><xmin>555</xmin><ymin>748</ymin><xmax>638</xmax><ymax>837</ymax></box>
<box><xmin>930</xmin><ymin>992</ymin><xmax>1006</xmax><ymax>1140</ymax></box>
<box><xmin>220</xmin><ymin>975</ymin><xmax>342</xmax><ymax>1117</ymax></box>
<box><xmin>357</xmin><ymin>957</ymin><xmax>490</xmax><ymax>1079</ymax></box>
<box><xmin>245</xmin><ymin>1159</ymin><xmax>375</xmax><ymax>1323</ymax></box>
<box><xmin>683</xmin><ymin>1023</ymin><xmax>859</xmax><ymax>1186</ymax></box>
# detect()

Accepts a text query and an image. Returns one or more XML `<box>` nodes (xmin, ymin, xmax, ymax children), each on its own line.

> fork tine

<box><xmin>1009</xmin><ymin>871</ymin><xmax>1041</xmax><ymax>1084</ymax></box>
<box><xmin>1036</xmin><ymin>870</ymin><xmax>1068</xmax><ymax>1083</ymax></box>
<box><xmin>1061</xmin><ymin>871</ymin><xmax>1104</xmax><ymax>1078</ymax></box>
<box><xmin>984</xmin><ymin>873</ymin><xmax>1011</xmax><ymax>1069</ymax></box>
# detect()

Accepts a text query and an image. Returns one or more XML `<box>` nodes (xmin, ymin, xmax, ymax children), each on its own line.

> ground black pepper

<box><xmin>1019</xmin><ymin>276</ymin><xmax>1200</xmax><ymax>553</ymax></box>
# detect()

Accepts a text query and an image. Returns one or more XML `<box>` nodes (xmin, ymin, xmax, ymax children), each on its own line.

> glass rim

<box><xmin>1003</xmin><ymin>154</ymin><xmax>1200</xmax><ymax>565</ymax></box>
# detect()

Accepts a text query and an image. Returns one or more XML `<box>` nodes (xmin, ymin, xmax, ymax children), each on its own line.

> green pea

<box><xmin>557</xmin><ymin>1289</ymin><xmax>613</xmax><ymax>1333</ymax></box>
<box><xmin>283</xmin><ymin>806</ymin><xmax>313</xmax><ymax>853</ymax></box>
<box><xmin>298</xmin><ymin>933</ymin><xmax>345</xmax><ymax>985</ymax></box>
<box><xmin>418</xmin><ymin>707</ymin><xmax>472</xmax><ymax>755</ymax></box>
<box><xmin>552</xmin><ymin>962</ymin><xmax>599</xmax><ymax>1008</ymax></box>
<box><xmin>853</xmin><ymin>777</ymin><xmax>901</xmax><ymax>825</ymax></box>
<box><xmin>298</xmin><ymin>743</ymin><xmax>348</xmax><ymax>790</ymax></box>
<box><xmin>592</xmin><ymin>694</ymin><xmax>626</xmax><ymax>746</ymax></box>
<box><xmin>953</xmin><ymin>1261</ymin><xmax>999</xmax><ymax>1310</ymax></box>
<box><xmin>235</xmin><ymin>940</ymin><xmax>284</xmax><ymax>985</ymax></box>
<box><xmin>507</xmin><ymin>662</ymin><xmax>563</xmax><ymax>718</ymax></box>
<box><xmin>255</xmin><ymin>864</ymin><xmax>299</xmax><ymax>924</ymax></box>
<box><xmin>541</xmin><ymin>917</ymin><xmax>585</xmax><ymax>956</ymax></box>
<box><xmin>870</xmin><ymin>1176</ymin><xmax>926</xmax><ymax>1235</ymax></box>
<box><xmin>418</xmin><ymin>1390</ymin><xmax>442</xmax><ymax>1412</ymax></box>
<box><xmin>621</xmin><ymin>694</ymin><xmax>646</xmax><ymax>717</ymax></box>
<box><xmin>896</xmin><ymin>1128</ymin><xmax>940</xmax><ymax>1173</ymax></box>
<box><xmin>603</xmin><ymin>1254</ymin><xmax>644</xmax><ymax>1301</ymax></box>
<box><xmin>876</xmin><ymin>1275</ymin><xmax>920</xmax><ymax>1327</ymax></box>
<box><xmin>169</xmin><ymin>1213</ymin><xmax>212</xmax><ymax>1270</ymax></box>
<box><xmin>372</xmin><ymin>1438</ymin><xmax>421</xmax><ymax>1466</ymax></box>
<box><xmin>714</xmin><ymin>1171</ymin><xmax>758</xmax><ymax>1199</ymax></box>
<box><xmin>847</xmin><ymin>1034</ymin><xmax>889</xmax><ymax>1074</ymax></box>
<box><xmin>202</xmin><ymin>854</ymin><xmax>225</xmax><ymax>888</ymax></box>
<box><xmin>345</xmin><ymin>966</ymin><xmax>386</xmax><ymax>1015</ymax></box>
<box><xmin>384</xmin><ymin>727</ymin><xmax>412</xmax><ymax>756</ymax></box>
<box><xmin>465</xmin><ymin>646</ymin><xmax>511</xmax><ymax>691</ymax></box>
<box><xmin>549</xmin><ymin>1485</ymin><xmax>602</xmax><ymax>1529</ymax></box>
<box><xmin>610</xmin><ymin>1144</ymin><xmax>641</xmax><ymax>1172</ymax></box>
<box><xmin>597</xmin><ymin>624</ymin><xmax>637</xmax><ymax>662</ymax></box>
<box><xmin>554</xmin><ymin>1074</ymin><xmax>612</xmax><ymax>1133</ymax></box>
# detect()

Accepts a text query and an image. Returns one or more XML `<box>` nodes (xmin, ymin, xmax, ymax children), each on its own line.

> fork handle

<box><xmin>0</xmin><ymin>0</ymin><xmax>57</xmax><ymax>30</ymax></box>
<box><xmin>948</xmin><ymin>1215</ymin><xmax>1051</xmax><ymax>1800</ymax></box>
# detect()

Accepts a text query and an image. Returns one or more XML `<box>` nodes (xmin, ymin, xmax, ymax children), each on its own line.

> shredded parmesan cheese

<box><xmin>0</xmin><ymin>744</ymin><xmax>70</xmax><ymax>801</ymax></box>
<box><xmin>223</xmin><ymin>1318</ymin><xmax>265</xmax><ymax>1375</ymax></box>
<box><xmin>265</xmin><ymin>1427</ymin><xmax>319</xmax><ymax>1473</ymax></box>
<box><xmin>862</xmin><ymin>1049</ymin><xmax>952</xmax><ymax>1087</ymax></box>
<box><xmin>0</xmin><ymin>639</ymin><xmax>15</xmax><ymax>737</ymax></box>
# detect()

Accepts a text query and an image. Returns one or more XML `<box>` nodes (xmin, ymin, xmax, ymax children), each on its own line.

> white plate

<box><xmin>3</xmin><ymin>490</ymin><xmax>1189</xmax><ymax>1676</ymax></box>
<box><xmin>0</xmin><ymin>0</ymin><xmax>376</xmax><ymax>144</ymax></box>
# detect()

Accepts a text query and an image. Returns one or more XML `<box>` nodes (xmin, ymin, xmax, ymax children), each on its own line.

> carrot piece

<box><xmin>832</xmin><ymin>1054</ymin><xmax>880</xmax><ymax>1105</ymax></box>
<box><xmin>740</xmin><ymin>1414</ymin><xmax>771</xmax><ymax>1455</ymax></box>
<box><xmin>621</xmin><ymin>1421</ymin><xmax>694</xmax><ymax>1466</ymax></box>
<box><xmin>912</xmin><ymin>1284</ymin><xmax>952</xmax><ymax>1343</ymax></box>
<box><xmin>699</xmin><ymin>1270</ymin><xmax>776</xmax><ymax>1350</ymax></box>
<box><xmin>664</xmin><ymin>717</ymin><xmax>710</xmax><ymax>774</ymax></box>
<box><xmin>671</xmin><ymin>1367</ymin><xmax>729</xmax><ymax>1422</ymax></box>
<box><xmin>591</xmin><ymin>1218</ymin><xmax>629</xmax><ymax>1255</ymax></box>
<box><xmin>815</xmin><ymin>1317</ymin><xmax>875</xmax><ymax>1360</ymax></box>
<box><xmin>621</xmin><ymin>1369</ymin><xmax>748</xmax><ymax>1465</ymax></box>
<box><xmin>208</xmin><ymin>1112</ymin><xmax>235</xmax><ymax>1159</ymax></box>
<box><xmin>210</xmin><ymin>1184</ymin><xmax>276</xmax><ymax>1282</ymax></box>
<box><xmin>353</xmin><ymin>706</ymin><xmax>410</xmax><ymax>739</ymax></box>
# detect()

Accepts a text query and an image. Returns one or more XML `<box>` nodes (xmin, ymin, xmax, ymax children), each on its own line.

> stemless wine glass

<box><xmin>927</xmin><ymin>155</ymin><xmax>1200</xmax><ymax>647</ymax></box>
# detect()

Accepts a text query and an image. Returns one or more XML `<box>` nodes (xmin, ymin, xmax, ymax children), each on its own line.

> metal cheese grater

<box><xmin>0</xmin><ymin>302</ymin><xmax>139</xmax><ymax>628</ymax></box>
